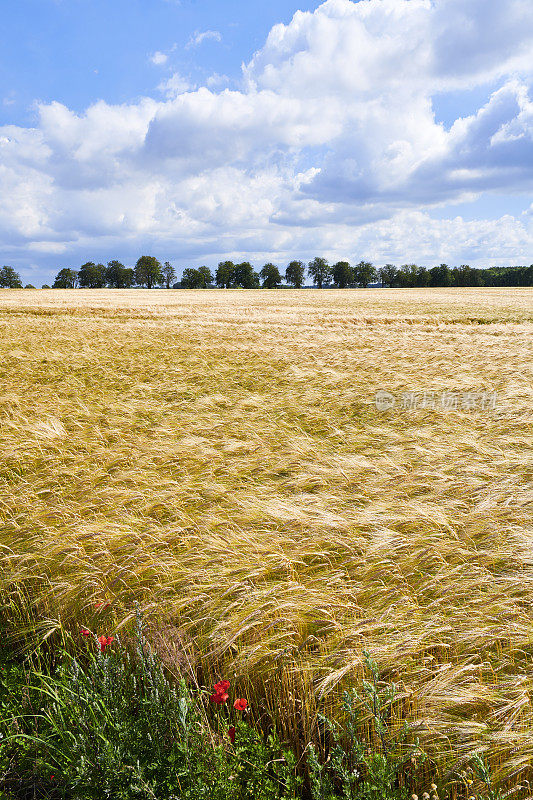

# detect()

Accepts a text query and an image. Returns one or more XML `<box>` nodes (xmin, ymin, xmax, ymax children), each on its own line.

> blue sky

<box><xmin>0</xmin><ymin>0</ymin><xmax>323</xmax><ymax>126</ymax></box>
<box><xmin>1</xmin><ymin>0</ymin><xmax>532</xmax><ymax>285</ymax></box>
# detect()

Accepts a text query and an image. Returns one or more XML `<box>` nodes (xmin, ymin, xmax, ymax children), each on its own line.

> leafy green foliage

<box><xmin>307</xmin><ymin>257</ymin><xmax>331</xmax><ymax>288</ymax></box>
<box><xmin>234</xmin><ymin>262</ymin><xmax>259</xmax><ymax>288</ymax></box>
<box><xmin>182</xmin><ymin>266</ymin><xmax>214</xmax><ymax>288</ymax></box>
<box><xmin>52</xmin><ymin>268</ymin><xmax>78</xmax><ymax>288</ymax></box>
<box><xmin>352</xmin><ymin>261</ymin><xmax>376</xmax><ymax>288</ymax></box>
<box><xmin>216</xmin><ymin>260</ymin><xmax>236</xmax><ymax>288</ymax></box>
<box><xmin>161</xmin><ymin>261</ymin><xmax>177</xmax><ymax>289</ymax></box>
<box><xmin>78</xmin><ymin>262</ymin><xmax>107</xmax><ymax>288</ymax></box>
<box><xmin>260</xmin><ymin>263</ymin><xmax>282</xmax><ymax>289</ymax></box>
<box><xmin>332</xmin><ymin>261</ymin><xmax>354</xmax><ymax>288</ymax></box>
<box><xmin>285</xmin><ymin>261</ymin><xmax>305</xmax><ymax>288</ymax></box>
<box><xmin>106</xmin><ymin>260</ymin><xmax>135</xmax><ymax>288</ymax></box>
<box><xmin>0</xmin><ymin>266</ymin><xmax>23</xmax><ymax>288</ymax></box>
<box><xmin>307</xmin><ymin>651</ymin><xmax>425</xmax><ymax>800</ymax></box>
<box><xmin>135</xmin><ymin>255</ymin><xmax>163</xmax><ymax>288</ymax></box>
<box><xmin>0</xmin><ymin>609</ymin><xmax>300</xmax><ymax>800</ymax></box>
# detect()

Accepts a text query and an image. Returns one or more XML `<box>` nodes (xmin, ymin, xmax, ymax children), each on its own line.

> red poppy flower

<box><xmin>233</xmin><ymin>698</ymin><xmax>248</xmax><ymax>711</ymax></box>
<box><xmin>210</xmin><ymin>691</ymin><xmax>229</xmax><ymax>705</ymax></box>
<box><xmin>80</xmin><ymin>627</ymin><xmax>91</xmax><ymax>637</ymax></box>
<box><xmin>98</xmin><ymin>635</ymin><xmax>114</xmax><ymax>652</ymax></box>
<box><xmin>213</xmin><ymin>680</ymin><xmax>230</xmax><ymax>695</ymax></box>
<box><xmin>228</xmin><ymin>725</ymin><xmax>236</xmax><ymax>744</ymax></box>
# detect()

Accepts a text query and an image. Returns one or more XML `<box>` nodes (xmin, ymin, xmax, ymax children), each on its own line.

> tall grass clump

<box><xmin>0</xmin><ymin>606</ymin><xmax>301</xmax><ymax>799</ymax></box>
<box><xmin>307</xmin><ymin>651</ymin><xmax>426</xmax><ymax>800</ymax></box>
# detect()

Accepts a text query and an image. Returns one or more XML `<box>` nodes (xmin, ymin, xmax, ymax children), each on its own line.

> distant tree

<box><xmin>197</xmin><ymin>266</ymin><xmax>214</xmax><ymax>288</ymax></box>
<box><xmin>161</xmin><ymin>261</ymin><xmax>176</xmax><ymax>289</ymax></box>
<box><xmin>181</xmin><ymin>268</ymin><xmax>203</xmax><ymax>289</ymax></box>
<box><xmin>397</xmin><ymin>264</ymin><xmax>420</xmax><ymax>288</ymax></box>
<box><xmin>378</xmin><ymin>264</ymin><xmax>398</xmax><ymax>287</ymax></box>
<box><xmin>78</xmin><ymin>262</ymin><xmax>106</xmax><ymax>288</ymax></box>
<box><xmin>41</xmin><ymin>284</ymin><xmax>51</xmax><ymax>289</ymax></box>
<box><xmin>24</xmin><ymin>284</ymin><xmax>36</xmax><ymax>289</ymax></box>
<box><xmin>135</xmin><ymin>256</ymin><xmax>162</xmax><ymax>289</ymax></box>
<box><xmin>285</xmin><ymin>260</ymin><xmax>305</xmax><ymax>288</ymax></box>
<box><xmin>308</xmin><ymin>257</ymin><xmax>331</xmax><ymax>288</ymax></box>
<box><xmin>481</xmin><ymin>266</ymin><xmax>527</xmax><ymax>287</ymax></box>
<box><xmin>215</xmin><ymin>261</ymin><xmax>235</xmax><ymax>288</ymax></box>
<box><xmin>451</xmin><ymin>264</ymin><xmax>482</xmax><ymax>287</ymax></box>
<box><xmin>234</xmin><ymin>262</ymin><xmax>259</xmax><ymax>288</ymax></box>
<box><xmin>467</xmin><ymin>267</ymin><xmax>483</xmax><ymax>287</ymax></box>
<box><xmin>106</xmin><ymin>261</ymin><xmax>134</xmax><ymax>288</ymax></box>
<box><xmin>353</xmin><ymin>261</ymin><xmax>376</xmax><ymax>288</ymax></box>
<box><xmin>0</xmin><ymin>266</ymin><xmax>23</xmax><ymax>288</ymax></box>
<box><xmin>429</xmin><ymin>263</ymin><xmax>452</xmax><ymax>287</ymax></box>
<box><xmin>260</xmin><ymin>263</ymin><xmax>282</xmax><ymax>289</ymax></box>
<box><xmin>53</xmin><ymin>268</ymin><xmax>78</xmax><ymax>288</ymax></box>
<box><xmin>416</xmin><ymin>266</ymin><xmax>430</xmax><ymax>287</ymax></box>
<box><xmin>123</xmin><ymin>269</ymin><xmax>135</xmax><ymax>288</ymax></box>
<box><xmin>332</xmin><ymin>261</ymin><xmax>354</xmax><ymax>288</ymax></box>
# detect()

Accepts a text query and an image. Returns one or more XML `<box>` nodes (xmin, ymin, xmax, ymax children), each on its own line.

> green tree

<box><xmin>106</xmin><ymin>261</ymin><xmax>134</xmax><ymax>288</ymax></box>
<box><xmin>452</xmin><ymin>264</ymin><xmax>482</xmax><ymax>287</ymax></box>
<box><xmin>78</xmin><ymin>262</ymin><xmax>106</xmax><ymax>288</ymax></box>
<box><xmin>215</xmin><ymin>261</ymin><xmax>235</xmax><ymax>288</ymax></box>
<box><xmin>396</xmin><ymin>264</ymin><xmax>420</xmax><ymax>288</ymax></box>
<box><xmin>135</xmin><ymin>256</ymin><xmax>162</xmax><ymax>288</ymax></box>
<box><xmin>353</xmin><ymin>260</ymin><xmax>376</xmax><ymax>287</ymax></box>
<box><xmin>429</xmin><ymin>263</ymin><xmax>452</xmax><ymax>287</ymax></box>
<box><xmin>378</xmin><ymin>264</ymin><xmax>398</xmax><ymax>287</ymax></box>
<box><xmin>308</xmin><ymin>257</ymin><xmax>331</xmax><ymax>288</ymax></box>
<box><xmin>285</xmin><ymin>260</ymin><xmax>305</xmax><ymax>288</ymax></box>
<box><xmin>24</xmin><ymin>284</ymin><xmax>36</xmax><ymax>289</ymax></box>
<box><xmin>181</xmin><ymin>268</ymin><xmax>202</xmax><ymax>288</ymax></box>
<box><xmin>260</xmin><ymin>263</ymin><xmax>282</xmax><ymax>288</ymax></box>
<box><xmin>234</xmin><ymin>262</ymin><xmax>259</xmax><ymax>288</ymax></box>
<box><xmin>416</xmin><ymin>266</ymin><xmax>430</xmax><ymax>286</ymax></box>
<box><xmin>53</xmin><ymin>268</ymin><xmax>78</xmax><ymax>288</ymax></box>
<box><xmin>197</xmin><ymin>266</ymin><xmax>214</xmax><ymax>287</ymax></box>
<box><xmin>332</xmin><ymin>260</ymin><xmax>354</xmax><ymax>288</ymax></box>
<box><xmin>41</xmin><ymin>284</ymin><xmax>51</xmax><ymax>289</ymax></box>
<box><xmin>161</xmin><ymin>261</ymin><xmax>176</xmax><ymax>289</ymax></box>
<box><xmin>0</xmin><ymin>266</ymin><xmax>23</xmax><ymax>288</ymax></box>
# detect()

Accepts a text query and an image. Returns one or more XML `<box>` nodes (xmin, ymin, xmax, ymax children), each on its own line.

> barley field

<box><xmin>1</xmin><ymin>288</ymin><xmax>532</xmax><ymax>780</ymax></box>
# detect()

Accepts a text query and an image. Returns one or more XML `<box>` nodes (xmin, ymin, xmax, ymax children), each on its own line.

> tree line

<box><xmin>2</xmin><ymin>258</ymin><xmax>532</xmax><ymax>290</ymax></box>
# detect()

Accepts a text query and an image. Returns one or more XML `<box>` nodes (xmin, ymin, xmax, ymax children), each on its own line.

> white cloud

<box><xmin>1</xmin><ymin>0</ymin><xmax>533</xmax><ymax>276</ymax></box>
<box><xmin>186</xmin><ymin>30</ymin><xmax>222</xmax><ymax>49</ymax></box>
<box><xmin>150</xmin><ymin>51</ymin><xmax>169</xmax><ymax>66</ymax></box>
<box><xmin>206</xmin><ymin>73</ymin><xmax>230</xmax><ymax>89</ymax></box>
<box><xmin>157</xmin><ymin>72</ymin><xmax>194</xmax><ymax>99</ymax></box>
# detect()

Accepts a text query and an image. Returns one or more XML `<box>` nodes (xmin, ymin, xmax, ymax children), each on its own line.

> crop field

<box><xmin>1</xmin><ymin>287</ymin><xmax>532</xmax><ymax>780</ymax></box>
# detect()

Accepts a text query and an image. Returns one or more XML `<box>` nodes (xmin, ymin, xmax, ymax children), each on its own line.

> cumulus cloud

<box><xmin>149</xmin><ymin>44</ymin><xmax>177</xmax><ymax>67</ymax></box>
<box><xmin>1</xmin><ymin>0</ymin><xmax>533</xmax><ymax>277</ymax></box>
<box><xmin>150</xmin><ymin>51</ymin><xmax>169</xmax><ymax>66</ymax></box>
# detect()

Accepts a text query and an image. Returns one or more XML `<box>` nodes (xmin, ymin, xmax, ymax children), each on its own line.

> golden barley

<box><xmin>0</xmin><ymin>287</ymin><xmax>532</xmax><ymax>781</ymax></box>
